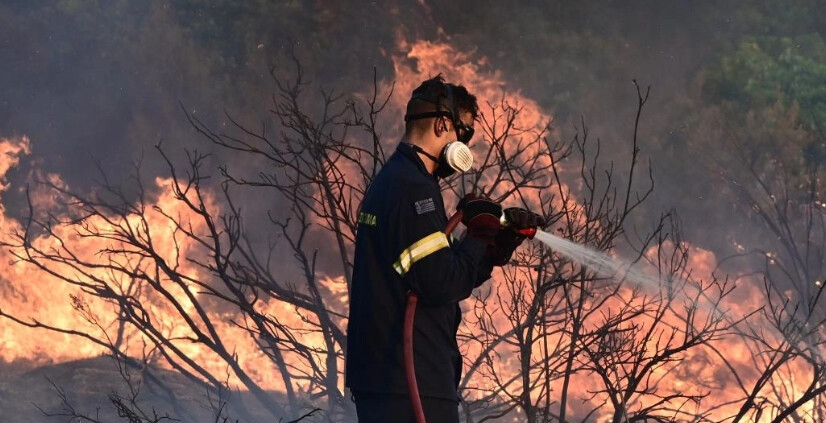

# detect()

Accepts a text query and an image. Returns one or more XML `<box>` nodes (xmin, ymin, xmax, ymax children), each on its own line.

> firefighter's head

<box><xmin>403</xmin><ymin>75</ymin><xmax>479</xmax><ymax>178</ymax></box>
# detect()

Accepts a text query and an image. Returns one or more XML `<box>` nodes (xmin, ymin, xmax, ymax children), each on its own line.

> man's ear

<box><xmin>435</xmin><ymin>117</ymin><xmax>450</xmax><ymax>136</ymax></box>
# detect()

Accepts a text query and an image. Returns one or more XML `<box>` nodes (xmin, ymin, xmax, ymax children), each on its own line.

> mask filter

<box><xmin>443</xmin><ymin>141</ymin><xmax>473</xmax><ymax>173</ymax></box>
<box><xmin>408</xmin><ymin>142</ymin><xmax>474</xmax><ymax>179</ymax></box>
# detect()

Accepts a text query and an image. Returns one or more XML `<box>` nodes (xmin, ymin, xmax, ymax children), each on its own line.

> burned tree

<box><xmin>0</xmin><ymin>64</ymin><xmax>384</xmax><ymax>421</ymax></box>
<box><xmin>456</xmin><ymin>83</ymin><xmax>740</xmax><ymax>423</ymax></box>
<box><xmin>706</xmin><ymin>106</ymin><xmax>826</xmax><ymax>423</ymax></box>
<box><xmin>0</xmin><ymin>63</ymin><xmax>768</xmax><ymax>423</ymax></box>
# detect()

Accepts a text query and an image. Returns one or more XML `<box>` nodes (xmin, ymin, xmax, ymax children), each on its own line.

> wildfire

<box><xmin>0</xmin><ymin>35</ymin><xmax>820</xmax><ymax>423</ymax></box>
<box><xmin>0</xmin><ymin>136</ymin><xmax>107</xmax><ymax>364</ymax></box>
<box><xmin>0</xmin><ymin>135</ymin><xmax>314</xmax><ymax>394</ymax></box>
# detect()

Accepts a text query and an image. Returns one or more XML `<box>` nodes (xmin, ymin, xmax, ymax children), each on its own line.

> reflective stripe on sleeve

<box><xmin>393</xmin><ymin>231</ymin><xmax>450</xmax><ymax>276</ymax></box>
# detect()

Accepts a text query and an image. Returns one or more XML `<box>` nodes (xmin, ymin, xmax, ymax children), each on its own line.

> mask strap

<box><xmin>404</xmin><ymin>111</ymin><xmax>452</xmax><ymax>121</ymax></box>
<box><xmin>407</xmin><ymin>144</ymin><xmax>440</xmax><ymax>164</ymax></box>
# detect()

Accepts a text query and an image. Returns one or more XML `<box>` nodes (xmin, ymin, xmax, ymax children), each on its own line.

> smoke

<box><xmin>1</xmin><ymin>0</ymin><xmax>824</xmax><ymax>421</ymax></box>
<box><xmin>0</xmin><ymin>1</ymin><xmax>814</xmax><ymax>256</ymax></box>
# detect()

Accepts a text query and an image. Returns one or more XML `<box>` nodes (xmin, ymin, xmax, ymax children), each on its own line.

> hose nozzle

<box><xmin>500</xmin><ymin>212</ymin><xmax>540</xmax><ymax>239</ymax></box>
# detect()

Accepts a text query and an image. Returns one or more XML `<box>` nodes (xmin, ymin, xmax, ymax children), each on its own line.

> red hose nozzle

<box><xmin>518</xmin><ymin>227</ymin><xmax>537</xmax><ymax>239</ymax></box>
<box><xmin>500</xmin><ymin>213</ymin><xmax>540</xmax><ymax>239</ymax></box>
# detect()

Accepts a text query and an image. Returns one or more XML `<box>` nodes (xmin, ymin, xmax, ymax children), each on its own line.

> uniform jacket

<box><xmin>345</xmin><ymin>142</ymin><xmax>493</xmax><ymax>402</ymax></box>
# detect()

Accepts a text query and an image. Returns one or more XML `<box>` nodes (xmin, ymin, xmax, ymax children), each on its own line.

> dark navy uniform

<box><xmin>346</xmin><ymin>143</ymin><xmax>493</xmax><ymax>416</ymax></box>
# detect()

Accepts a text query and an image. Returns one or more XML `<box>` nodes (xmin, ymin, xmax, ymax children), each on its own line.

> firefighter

<box><xmin>345</xmin><ymin>75</ymin><xmax>543</xmax><ymax>423</ymax></box>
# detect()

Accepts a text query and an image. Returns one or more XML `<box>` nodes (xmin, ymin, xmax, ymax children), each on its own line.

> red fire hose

<box><xmin>404</xmin><ymin>210</ymin><xmax>464</xmax><ymax>423</ymax></box>
<box><xmin>403</xmin><ymin>210</ymin><xmax>536</xmax><ymax>423</ymax></box>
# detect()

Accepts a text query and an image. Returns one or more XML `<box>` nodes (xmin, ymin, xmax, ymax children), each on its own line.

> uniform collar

<box><xmin>396</xmin><ymin>142</ymin><xmax>437</xmax><ymax>179</ymax></box>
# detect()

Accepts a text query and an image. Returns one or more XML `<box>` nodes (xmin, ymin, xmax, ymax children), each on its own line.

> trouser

<box><xmin>353</xmin><ymin>392</ymin><xmax>459</xmax><ymax>423</ymax></box>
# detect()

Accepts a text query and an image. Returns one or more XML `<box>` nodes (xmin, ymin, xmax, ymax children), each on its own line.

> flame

<box><xmin>0</xmin><ymin>137</ymin><xmax>105</xmax><ymax>364</ymax></box>
<box><xmin>0</xmin><ymin>135</ymin><xmax>326</xmax><ymax>395</ymax></box>
<box><xmin>0</xmin><ymin>35</ymin><xmax>821</xmax><ymax>423</ymax></box>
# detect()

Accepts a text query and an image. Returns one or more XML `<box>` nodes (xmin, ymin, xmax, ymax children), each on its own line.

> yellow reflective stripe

<box><xmin>393</xmin><ymin>232</ymin><xmax>450</xmax><ymax>276</ymax></box>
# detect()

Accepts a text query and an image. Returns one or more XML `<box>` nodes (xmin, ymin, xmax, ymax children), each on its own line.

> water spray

<box><xmin>530</xmin><ymin>228</ymin><xmax>728</xmax><ymax>320</ymax></box>
<box><xmin>532</xmin><ymin>230</ymin><xmax>666</xmax><ymax>292</ymax></box>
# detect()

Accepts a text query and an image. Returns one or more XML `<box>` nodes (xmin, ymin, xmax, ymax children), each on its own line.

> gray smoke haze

<box><xmin>1</xmin><ymin>0</ymin><xmax>802</xmax><ymax>254</ymax></box>
<box><xmin>0</xmin><ymin>1</ymin><xmax>390</xmax><ymax>199</ymax></box>
<box><xmin>0</xmin><ymin>0</ymin><xmax>817</xmax><ymax>337</ymax></box>
<box><xmin>1</xmin><ymin>0</ymin><xmax>824</xmax><ymax>421</ymax></box>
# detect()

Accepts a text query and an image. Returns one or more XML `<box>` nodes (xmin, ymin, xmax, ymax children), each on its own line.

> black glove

<box><xmin>458</xmin><ymin>194</ymin><xmax>502</xmax><ymax>245</ymax></box>
<box><xmin>502</xmin><ymin>207</ymin><xmax>546</xmax><ymax>237</ymax></box>
<box><xmin>487</xmin><ymin>208</ymin><xmax>545</xmax><ymax>266</ymax></box>
<box><xmin>486</xmin><ymin>230</ymin><xmax>523</xmax><ymax>266</ymax></box>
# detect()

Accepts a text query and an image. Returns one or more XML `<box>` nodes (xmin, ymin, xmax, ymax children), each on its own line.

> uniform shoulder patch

<box><xmin>414</xmin><ymin>198</ymin><xmax>436</xmax><ymax>215</ymax></box>
<box><xmin>358</xmin><ymin>212</ymin><xmax>377</xmax><ymax>227</ymax></box>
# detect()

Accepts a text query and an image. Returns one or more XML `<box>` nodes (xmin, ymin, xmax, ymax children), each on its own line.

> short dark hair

<box><xmin>404</xmin><ymin>75</ymin><xmax>479</xmax><ymax>134</ymax></box>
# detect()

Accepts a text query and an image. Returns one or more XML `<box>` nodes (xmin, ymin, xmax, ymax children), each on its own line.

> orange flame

<box><xmin>0</xmin><ymin>35</ymin><xmax>820</xmax><ymax>422</ymax></box>
<box><xmin>0</xmin><ymin>136</ymin><xmax>319</xmax><ymax>394</ymax></box>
